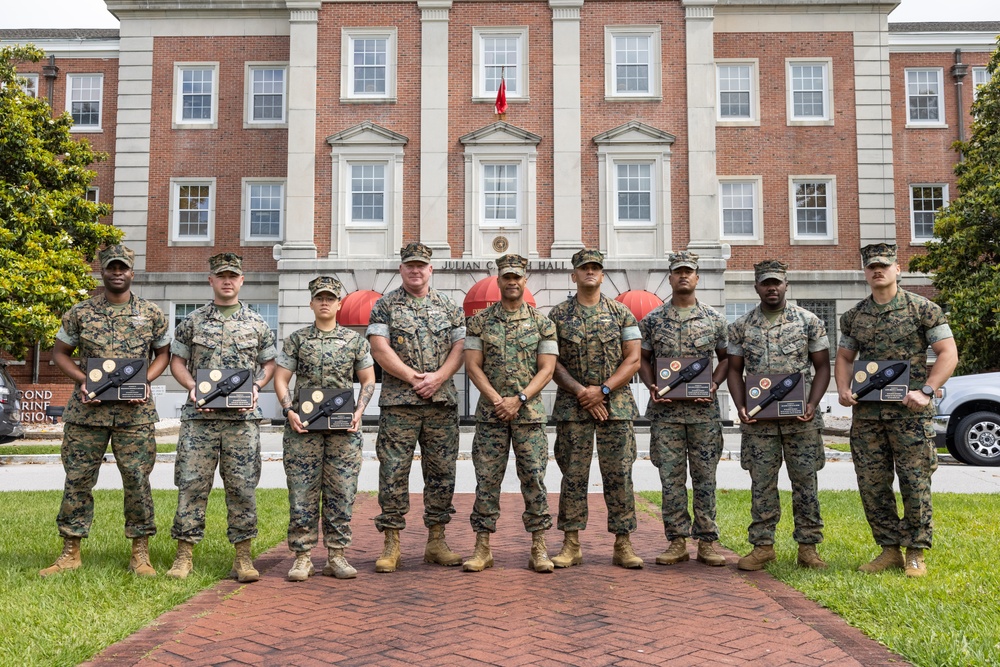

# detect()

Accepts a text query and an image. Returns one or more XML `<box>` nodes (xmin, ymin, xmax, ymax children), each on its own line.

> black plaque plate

<box><xmin>850</xmin><ymin>360</ymin><xmax>911</xmax><ymax>403</ymax></box>
<box><xmin>298</xmin><ymin>388</ymin><xmax>355</xmax><ymax>431</ymax></box>
<box><xmin>195</xmin><ymin>369</ymin><xmax>254</xmax><ymax>409</ymax></box>
<box><xmin>746</xmin><ymin>373</ymin><xmax>806</xmax><ymax>420</ymax></box>
<box><xmin>654</xmin><ymin>357</ymin><xmax>713</xmax><ymax>400</ymax></box>
<box><xmin>85</xmin><ymin>358</ymin><xmax>148</xmax><ymax>401</ymax></box>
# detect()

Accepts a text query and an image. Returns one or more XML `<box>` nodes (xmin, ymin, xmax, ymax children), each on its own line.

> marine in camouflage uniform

<box><xmin>367</xmin><ymin>242</ymin><xmax>466</xmax><ymax>572</ymax></box>
<box><xmin>274</xmin><ymin>277</ymin><xmax>377</xmax><ymax>581</ymax></box>
<box><xmin>727</xmin><ymin>259</ymin><xmax>831</xmax><ymax>571</ymax></box>
<box><xmin>637</xmin><ymin>251</ymin><xmax>730</xmax><ymax>568</ymax></box>
<box><xmin>463</xmin><ymin>254</ymin><xmax>559</xmax><ymax>573</ymax></box>
<box><xmin>548</xmin><ymin>249</ymin><xmax>643</xmax><ymax>569</ymax></box>
<box><xmin>41</xmin><ymin>245</ymin><xmax>170</xmax><ymax>577</ymax></box>
<box><xmin>166</xmin><ymin>252</ymin><xmax>277</xmax><ymax>582</ymax></box>
<box><xmin>835</xmin><ymin>243</ymin><xmax>957</xmax><ymax>577</ymax></box>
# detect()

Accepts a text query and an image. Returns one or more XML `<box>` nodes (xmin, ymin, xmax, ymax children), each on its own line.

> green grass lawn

<box><xmin>0</xmin><ymin>443</ymin><xmax>178</xmax><ymax>455</ymax></box>
<box><xmin>639</xmin><ymin>489</ymin><xmax>1000</xmax><ymax>667</ymax></box>
<box><xmin>0</xmin><ymin>489</ymin><xmax>288</xmax><ymax>666</ymax></box>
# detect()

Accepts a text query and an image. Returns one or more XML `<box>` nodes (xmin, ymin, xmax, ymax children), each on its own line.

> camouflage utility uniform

<box><xmin>279</xmin><ymin>325</ymin><xmax>373</xmax><ymax>552</ymax></box>
<box><xmin>840</xmin><ymin>289</ymin><xmax>951</xmax><ymax>550</ymax></box>
<box><xmin>549</xmin><ymin>295</ymin><xmax>640</xmax><ymax>535</ymax></box>
<box><xmin>55</xmin><ymin>293</ymin><xmax>169</xmax><ymax>538</ymax></box>
<box><xmin>367</xmin><ymin>287</ymin><xmax>465</xmax><ymax>531</ymax></box>
<box><xmin>729</xmin><ymin>306</ymin><xmax>828</xmax><ymax>546</ymax></box>
<box><xmin>465</xmin><ymin>301</ymin><xmax>559</xmax><ymax>533</ymax></box>
<box><xmin>640</xmin><ymin>300</ymin><xmax>727</xmax><ymax>543</ymax></box>
<box><xmin>171</xmin><ymin>303</ymin><xmax>277</xmax><ymax>544</ymax></box>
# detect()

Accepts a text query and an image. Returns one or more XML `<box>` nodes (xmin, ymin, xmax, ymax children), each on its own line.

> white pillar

<box><xmin>418</xmin><ymin>0</ymin><xmax>453</xmax><ymax>255</ymax></box>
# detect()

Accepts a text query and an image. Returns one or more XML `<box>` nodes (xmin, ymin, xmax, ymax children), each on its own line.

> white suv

<box><xmin>934</xmin><ymin>372</ymin><xmax>1000</xmax><ymax>466</ymax></box>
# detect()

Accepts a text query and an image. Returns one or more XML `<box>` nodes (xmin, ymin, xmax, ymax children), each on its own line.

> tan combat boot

<box><xmin>233</xmin><ymin>539</ymin><xmax>260</xmax><ymax>583</ymax></box>
<box><xmin>462</xmin><ymin>533</ymin><xmax>494</xmax><ymax>572</ymax></box>
<box><xmin>39</xmin><ymin>537</ymin><xmax>82</xmax><ymax>577</ymax></box>
<box><xmin>612</xmin><ymin>534</ymin><xmax>644</xmax><ymax>569</ymax></box>
<box><xmin>737</xmin><ymin>545</ymin><xmax>776</xmax><ymax>571</ymax></box>
<box><xmin>166</xmin><ymin>540</ymin><xmax>194</xmax><ymax>579</ymax></box>
<box><xmin>528</xmin><ymin>530</ymin><xmax>554</xmax><ymax>573</ymax></box>
<box><xmin>797</xmin><ymin>543</ymin><xmax>828</xmax><ymax>570</ymax></box>
<box><xmin>551</xmin><ymin>530</ymin><xmax>583</xmax><ymax>568</ymax></box>
<box><xmin>287</xmin><ymin>551</ymin><xmax>314</xmax><ymax>582</ymax></box>
<box><xmin>375</xmin><ymin>529</ymin><xmax>401</xmax><ymax>573</ymax></box>
<box><xmin>655</xmin><ymin>537</ymin><xmax>690</xmax><ymax>565</ymax></box>
<box><xmin>904</xmin><ymin>547</ymin><xmax>927</xmax><ymax>578</ymax></box>
<box><xmin>697</xmin><ymin>540</ymin><xmax>727</xmax><ymax>567</ymax></box>
<box><xmin>323</xmin><ymin>548</ymin><xmax>358</xmax><ymax>579</ymax></box>
<box><xmin>424</xmin><ymin>525</ymin><xmax>462</xmax><ymax>566</ymax></box>
<box><xmin>129</xmin><ymin>536</ymin><xmax>156</xmax><ymax>577</ymax></box>
<box><xmin>858</xmin><ymin>546</ymin><xmax>904</xmax><ymax>574</ymax></box>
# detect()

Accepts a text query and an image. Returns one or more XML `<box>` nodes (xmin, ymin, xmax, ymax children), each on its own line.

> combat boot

<box><xmin>551</xmin><ymin>530</ymin><xmax>582</xmax><ymax>568</ymax></box>
<box><xmin>528</xmin><ymin>530</ymin><xmax>554</xmax><ymax>573</ymax></box>
<box><xmin>233</xmin><ymin>539</ymin><xmax>259</xmax><ymax>583</ymax></box>
<box><xmin>166</xmin><ymin>541</ymin><xmax>194</xmax><ymax>579</ymax></box>
<box><xmin>737</xmin><ymin>545</ymin><xmax>776</xmax><ymax>571</ymax></box>
<box><xmin>129</xmin><ymin>536</ymin><xmax>157</xmax><ymax>577</ymax></box>
<box><xmin>375</xmin><ymin>529</ymin><xmax>401</xmax><ymax>573</ymax></box>
<box><xmin>287</xmin><ymin>551</ymin><xmax>314</xmax><ymax>581</ymax></box>
<box><xmin>424</xmin><ymin>525</ymin><xmax>462</xmax><ymax>566</ymax></box>
<box><xmin>904</xmin><ymin>547</ymin><xmax>927</xmax><ymax>578</ymax></box>
<box><xmin>797</xmin><ymin>543</ymin><xmax>828</xmax><ymax>570</ymax></box>
<box><xmin>858</xmin><ymin>546</ymin><xmax>904</xmax><ymax>574</ymax></box>
<box><xmin>323</xmin><ymin>548</ymin><xmax>358</xmax><ymax>579</ymax></box>
<box><xmin>697</xmin><ymin>540</ymin><xmax>727</xmax><ymax>567</ymax></box>
<box><xmin>39</xmin><ymin>537</ymin><xmax>82</xmax><ymax>577</ymax></box>
<box><xmin>655</xmin><ymin>537</ymin><xmax>690</xmax><ymax>565</ymax></box>
<box><xmin>462</xmin><ymin>532</ymin><xmax>494</xmax><ymax>572</ymax></box>
<box><xmin>612</xmin><ymin>533</ymin><xmax>644</xmax><ymax>569</ymax></box>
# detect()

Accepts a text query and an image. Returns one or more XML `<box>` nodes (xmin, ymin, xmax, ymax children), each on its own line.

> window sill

<box><xmin>244</xmin><ymin>122</ymin><xmax>289</xmax><ymax>130</ymax></box>
<box><xmin>905</xmin><ymin>122</ymin><xmax>949</xmax><ymax>129</ymax></box>
<box><xmin>717</xmin><ymin>119</ymin><xmax>760</xmax><ymax>127</ymax></box>
<box><xmin>172</xmin><ymin>122</ymin><xmax>219</xmax><ymax>130</ymax></box>
<box><xmin>339</xmin><ymin>97</ymin><xmax>397</xmax><ymax>105</ymax></box>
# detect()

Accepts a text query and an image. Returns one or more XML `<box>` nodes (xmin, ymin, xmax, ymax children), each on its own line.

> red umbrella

<box><xmin>463</xmin><ymin>277</ymin><xmax>536</xmax><ymax>317</ymax></box>
<box><xmin>337</xmin><ymin>289</ymin><xmax>383</xmax><ymax>327</ymax></box>
<box><xmin>615</xmin><ymin>290</ymin><xmax>664</xmax><ymax>322</ymax></box>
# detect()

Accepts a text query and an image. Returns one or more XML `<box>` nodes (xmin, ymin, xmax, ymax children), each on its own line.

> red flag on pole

<box><xmin>494</xmin><ymin>67</ymin><xmax>507</xmax><ymax>117</ymax></box>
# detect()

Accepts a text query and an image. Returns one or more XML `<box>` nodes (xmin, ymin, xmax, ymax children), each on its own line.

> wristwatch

<box><xmin>517</xmin><ymin>392</ymin><xmax>528</xmax><ymax>403</ymax></box>
<box><xmin>253</xmin><ymin>383</ymin><xmax>262</xmax><ymax>393</ymax></box>
<box><xmin>282</xmin><ymin>406</ymin><xmax>292</xmax><ymax>418</ymax></box>
<box><xmin>921</xmin><ymin>385</ymin><xmax>935</xmax><ymax>397</ymax></box>
<box><xmin>600</xmin><ymin>384</ymin><xmax>611</xmax><ymax>397</ymax></box>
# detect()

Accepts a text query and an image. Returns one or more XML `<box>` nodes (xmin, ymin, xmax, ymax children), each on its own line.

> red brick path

<box><xmin>85</xmin><ymin>494</ymin><xmax>905</xmax><ymax>666</ymax></box>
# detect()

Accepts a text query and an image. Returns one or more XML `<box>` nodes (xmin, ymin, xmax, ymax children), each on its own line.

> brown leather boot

<box><xmin>233</xmin><ymin>539</ymin><xmax>259</xmax><ymax>582</ymax></box>
<box><xmin>528</xmin><ymin>530</ymin><xmax>554</xmax><ymax>573</ymax></box>
<box><xmin>858</xmin><ymin>546</ymin><xmax>904</xmax><ymax>574</ymax></box>
<box><xmin>797</xmin><ymin>543</ymin><xmax>828</xmax><ymax>569</ymax></box>
<box><xmin>737</xmin><ymin>545</ymin><xmax>775</xmax><ymax>571</ymax></box>
<box><xmin>655</xmin><ymin>537</ymin><xmax>689</xmax><ymax>565</ymax></box>
<box><xmin>39</xmin><ymin>537</ymin><xmax>82</xmax><ymax>577</ymax></box>
<box><xmin>424</xmin><ymin>525</ymin><xmax>462</xmax><ymax>566</ymax></box>
<box><xmin>375</xmin><ymin>529</ymin><xmax>401</xmax><ymax>573</ymax></box>
<box><xmin>696</xmin><ymin>540</ymin><xmax>727</xmax><ymax>567</ymax></box>
<box><xmin>551</xmin><ymin>530</ymin><xmax>582</xmax><ymax>568</ymax></box>
<box><xmin>323</xmin><ymin>548</ymin><xmax>357</xmax><ymax>579</ymax></box>
<box><xmin>129</xmin><ymin>536</ymin><xmax>156</xmax><ymax>577</ymax></box>
<box><xmin>166</xmin><ymin>540</ymin><xmax>194</xmax><ymax>579</ymax></box>
<box><xmin>462</xmin><ymin>532</ymin><xmax>494</xmax><ymax>572</ymax></box>
<box><xmin>904</xmin><ymin>547</ymin><xmax>927</xmax><ymax>577</ymax></box>
<box><xmin>612</xmin><ymin>534</ymin><xmax>643</xmax><ymax>569</ymax></box>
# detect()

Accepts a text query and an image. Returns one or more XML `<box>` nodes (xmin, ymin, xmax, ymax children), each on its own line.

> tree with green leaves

<box><xmin>0</xmin><ymin>45</ymin><xmax>121</xmax><ymax>360</ymax></box>
<box><xmin>911</xmin><ymin>41</ymin><xmax>1000</xmax><ymax>374</ymax></box>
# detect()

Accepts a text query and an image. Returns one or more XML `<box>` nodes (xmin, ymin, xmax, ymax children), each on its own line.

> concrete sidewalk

<box><xmin>83</xmin><ymin>493</ymin><xmax>905</xmax><ymax>667</ymax></box>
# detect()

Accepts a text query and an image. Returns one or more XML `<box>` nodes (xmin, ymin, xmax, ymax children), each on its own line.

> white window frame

<box><xmin>905</xmin><ymin>68</ymin><xmax>946</xmax><ymax>128</ymax></box>
<box><xmin>716</xmin><ymin>59</ymin><xmax>759</xmax><ymax>125</ymax></box>
<box><xmin>346</xmin><ymin>161</ymin><xmax>389</xmax><ymax>228</ymax></box>
<box><xmin>612</xmin><ymin>161</ymin><xmax>655</xmax><ymax>227</ymax></box>
<box><xmin>480</xmin><ymin>162</ymin><xmax>522</xmax><ymax>229</ymax></box>
<box><xmin>85</xmin><ymin>187</ymin><xmax>100</xmax><ymax>203</ymax></box>
<box><xmin>173</xmin><ymin>63</ymin><xmax>220</xmax><ymax>129</ymax></box>
<box><xmin>725</xmin><ymin>302</ymin><xmax>757</xmax><ymax>324</ymax></box>
<box><xmin>66</xmin><ymin>74</ymin><xmax>103</xmax><ymax>132</ymax></box>
<box><xmin>170</xmin><ymin>302</ymin><xmax>203</xmax><ymax>338</ymax></box>
<box><xmin>909</xmin><ymin>183</ymin><xmax>947</xmax><ymax>244</ymax></box>
<box><xmin>786</xmin><ymin>58</ymin><xmax>833</xmax><ymax>126</ymax></box>
<box><xmin>19</xmin><ymin>73</ymin><xmax>39</xmax><ymax>98</ymax></box>
<box><xmin>340</xmin><ymin>28</ymin><xmax>398</xmax><ymax>103</ymax></box>
<box><xmin>972</xmin><ymin>66</ymin><xmax>988</xmax><ymax>102</ymax></box>
<box><xmin>472</xmin><ymin>26</ymin><xmax>529</xmax><ymax>103</ymax></box>
<box><xmin>718</xmin><ymin>176</ymin><xmax>763</xmax><ymax>244</ymax></box>
<box><xmin>604</xmin><ymin>26</ymin><xmax>662</xmax><ymax>101</ymax></box>
<box><xmin>244</xmin><ymin>63</ymin><xmax>288</xmax><ymax>127</ymax></box>
<box><xmin>169</xmin><ymin>178</ymin><xmax>216</xmax><ymax>246</ymax></box>
<box><xmin>247</xmin><ymin>302</ymin><xmax>279</xmax><ymax>341</ymax></box>
<box><xmin>789</xmin><ymin>176</ymin><xmax>837</xmax><ymax>244</ymax></box>
<box><xmin>241</xmin><ymin>179</ymin><xmax>286</xmax><ymax>245</ymax></box>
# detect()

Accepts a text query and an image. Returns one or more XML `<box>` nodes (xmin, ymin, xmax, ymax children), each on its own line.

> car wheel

<box><xmin>954</xmin><ymin>411</ymin><xmax>1000</xmax><ymax>467</ymax></box>
<box><xmin>944</xmin><ymin>434</ymin><xmax>969</xmax><ymax>464</ymax></box>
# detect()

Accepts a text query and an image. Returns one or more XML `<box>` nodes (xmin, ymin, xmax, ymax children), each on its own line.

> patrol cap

<box><xmin>99</xmin><ymin>244</ymin><xmax>135</xmax><ymax>269</ymax></box>
<box><xmin>309</xmin><ymin>276</ymin><xmax>343</xmax><ymax>299</ymax></box>
<box><xmin>400</xmin><ymin>242</ymin><xmax>433</xmax><ymax>264</ymax></box>
<box><xmin>571</xmin><ymin>248</ymin><xmax>604</xmax><ymax>268</ymax></box>
<box><xmin>668</xmin><ymin>251</ymin><xmax>699</xmax><ymax>272</ymax></box>
<box><xmin>860</xmin><ymin>243</ymin><xmax>898</xmax><ymax>268</ymax></box>
<box><xmin>754</xmin><ymin>259</ymin><xmax>788</xmax><ymax>283</ymax></box>
<box><xmin>496</xmin><ymin>254</ymin><xmax>528</xmax><ymax>277</ymax></box>
<box><xmin>209</xmin><ymin>252</ymin><xmax>243</xmax><ymax>276</ymax></box>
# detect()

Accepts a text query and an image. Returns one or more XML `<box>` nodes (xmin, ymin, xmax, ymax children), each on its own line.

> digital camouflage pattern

<box><xmin>98</xmin><ymin>244</ymin><xmax>135</xmax><ymax>268</ymax></box>
<box><xmin>860</xmin><ymin>242</ymin><xmax>897</xmax><ymax>267</ymax></box>
<box><xmin>209</xmin><ymin>251</ymin><xmax>243</xmax><ymax>275</ymax></box>
<box><xmin>308</xmin><ymin>276</ymin><xmax>343</xmax><ymax>298</ymax></box>
<box><xmin>470</xmin><ymin>422</ymin><xmax>552</xmax><ymax>534</ymax></box>
<box><xmin>571</xmin><ymin>248</ymin><xmax>604</xmax><ymax>268</ymax></box>
<box><xmin>400</xmin><ymin>242</ymin><xmax>433</xmax><ymax>263</ymax></box>
<box><xmin>277</xmin><ymin>325</ymin><xmax>372</xmax><ymax>406</ymax></box>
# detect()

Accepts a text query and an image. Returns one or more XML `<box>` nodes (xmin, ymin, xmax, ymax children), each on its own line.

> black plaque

<box><xmin>195</xmin><ymin>369</ymin><xmax>254</xmax><ymax>409</ymax></box>
<box><xmin>85</xmin><ymin>358</ymin><xmax>147</xmax><ymax>402</ymax></box>
<box><xmin>654</xmin><ymin>357</ymin><xmax>713</xmax><ymax>400</ymax></box>
<box><xmin>298</xmin><ymin>388</ymin><xmax>355</xmax><ymax>431</ymax></box>
<box><xmin>850</xmin><ymin>360</ymin><xmax>911</xmax><ymax>403</ymax></box>
<box><xmin>745</xmin><ymin>373</ymin><xmax>806</xmax><ymax>420</ymax></box>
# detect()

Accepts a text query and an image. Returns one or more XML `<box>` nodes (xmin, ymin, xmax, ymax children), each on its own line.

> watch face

<box><xmin>518</xmin><ymin>393</ymin><xmax>527</xmax><ymax>402</ymax></box>
<box><xmin>602</xmin><ymin>385</ymin><xmax>610</xmax><ymax>395</ymax></box>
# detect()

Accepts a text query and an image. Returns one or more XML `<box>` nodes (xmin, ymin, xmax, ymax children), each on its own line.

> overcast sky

<box><xmin>5</xmin><ymin>0</ymin><xmax>1000</xmax><ymax>29</ymax></box>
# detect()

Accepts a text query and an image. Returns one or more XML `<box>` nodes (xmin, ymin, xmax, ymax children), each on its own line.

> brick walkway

<box><xmin>85</xmin><ymin>493</ymin><xmax>905</xmax><ymax>667</ymax></box>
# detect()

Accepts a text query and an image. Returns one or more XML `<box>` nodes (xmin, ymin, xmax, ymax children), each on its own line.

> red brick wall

<box><xmin>16</xmin><ymin>384</ymin><xmax>75</xmax><ymax>423</ymax></box>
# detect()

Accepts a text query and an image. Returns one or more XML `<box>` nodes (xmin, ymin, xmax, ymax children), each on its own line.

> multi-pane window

<box><xmin>483</xmin><ymin>36</ymin><xmax>519</xmax><ymax>96</ymax></box>
<box><xmin>352</xmin><ymin>38</ymin><xmax>387</xmax><ymax>95</ymax></box>
<box><xmin>180</xmin><ymin>68</ymin><xmax>214</xmax><ymax>121</ymax></box>
<box><xmin>342</xmin><ymin>29</ymin><xmax>397</xmax><ymax>101</ymax></box>
<box><xmin>173</xmin><ymin>182</ymin><xmax>212</xmax><ymax>240</ymax></box>
<box><xmin>910</xmin><ymin>185</ymin><xmax>946</xmax><ymax>241</ymax></box>
<box><xmin>483</xmin><ymin>163</ymin><xmax>518</xmax><ymax>224</ymax></box>
<box><xmin>350</xmin><ymin>164</ymin><xmax>385</xmax><ymax>223</ymax></box>
<box><xmin>973</xmin><ymin>67</ymin><xmax>988</xmax><ymax>102</ymax></box>
<box><xmin>19</xmin><ymin>73</ymin><xmax>39</xmax><ymax>98</ymax></box>
<box><xmin>906</xmin><ymin>69</ymin><xmax>943</xmax><ymax>124</ymax></box>
<box><xmin>718</xmin><ymin>65</ymin><xmax>751</xmax><ymax>119</ymax></box>
<box><xmin>614</xmin><ymin>35</ymin><xmax>650</xmax><ymax>94</ymax></box>
<box><xmin>616</xmin><ymin>163</ymin><xmax>652</xmax><ymax>224</ymax></box>
<box><xmin>790</xmin><ymin>63</ymin><xmax>827</xmax><ymax>120</ymax></box>
<box><xmin>247</xmin><ymin>183</ymin><xmax>283</xmax><ymax>239</ymax></box>
<box><xmin>793</xmin><ymin>180</ymin><xmax>831</xmax><ymax>238</ymax></box>
<box><xmin>725</xmin><ymin>302</ymin><xmax>756</xmax><ymax>324</ymax></box>
<box><xmin>249</xmin><ymin>67</ymin><xmax>285</xmax><ymax>122</ymax></box>
<box><xmin>85</xmin><ymin>187</ymin><xmax>99</xmax><ymax>203</ymax></box>
<box><xmin>68</xmin><ymin>75</ymin><xmax>102</xmax><ymax>129</ymax></box>
<box><xmin>720</xmin><ymin>181</ymin><xmax>756</xmax><ymax>238</ymax></box>
<box><xmin>797</xmin><ymin>299</ymin><xmax>837</xmax><ymax>350</ymax></box>
<box><xmin>605</xmin><ymin>26</ymin><xmax>661</xmax><ymax>100</ymax></box>
<box><xmin>172</xmin><ymin>303</ymin><xmax>201</xmax><ymax>335</ymax></box>
<box><xmin>248</xmin><ymin>303</ymin><xmax>279</xmax><ymax>341</ymax></box>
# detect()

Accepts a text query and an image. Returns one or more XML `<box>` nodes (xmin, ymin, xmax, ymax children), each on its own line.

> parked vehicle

<box><xmin>0</xmin><ymin>361</ymin><xmax>25</xmax><ymax>444</ymax></box>
<box><xmin>934</xmin><ymin>372</ymin><xmax>1000</xmax><ymax>466</ymax></box>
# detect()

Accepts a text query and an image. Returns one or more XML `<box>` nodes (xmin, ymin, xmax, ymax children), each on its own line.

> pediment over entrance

<box><xmin>326</xmin><ymin>121</ymin><xmax>408</xmax><ymax>146</ymax></box>
<box><xmin>593</xmin><ymin>121</ymin><xmax>676</xmax><ymax>146</ymax></box>
<box><xmin>459</xmin><ymin>122</ymin><xmax>542</xmax><ymax>146</ymax></box>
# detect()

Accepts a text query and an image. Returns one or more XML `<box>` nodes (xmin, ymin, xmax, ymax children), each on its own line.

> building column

<box><xmin>548</xmin><ymin>0</ymin><xmax>584</xmax><ymax>258</ymax></box>
<box><xmin>418</xmin><ymin>0</ymin><xmax>453</xmax><ymax>255</ymax></box>
<box><xmin>281</xmin><ymin>2</ymin><xmax>320</xmax><ymax>260</ymax></box>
